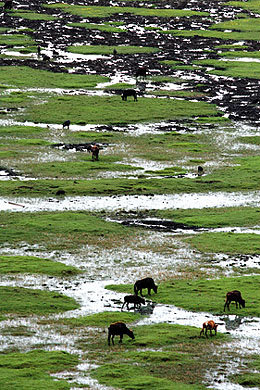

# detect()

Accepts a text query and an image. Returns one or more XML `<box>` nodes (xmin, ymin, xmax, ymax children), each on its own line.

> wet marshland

<box><xmin>1</xmin><ymin>0</ymin><xmax>260</xmax><ymax>389</ymax></box>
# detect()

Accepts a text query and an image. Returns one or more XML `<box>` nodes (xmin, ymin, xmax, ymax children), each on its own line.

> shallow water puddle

<box><xmin>1</xmin><ymin>191</ymin><xmax>260</xmax><ymax>212</ymax></box>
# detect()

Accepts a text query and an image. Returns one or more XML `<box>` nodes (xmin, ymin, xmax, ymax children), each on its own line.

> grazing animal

<box><xmin>113</xmin><ymin>48</ymin><xmax>117</xmax><ymax>56</ymax></box>
<box><xmin>198</xmin><ymin>166</ymin><xmax>204</xmax><ymax>176</ymax></box>
<box><xmin>224</xmin><ymin>290</ymin><xmax>245</xmax><ymax>312</ymax></box>
<box><xmin>200</xmin><ymin>320</ymin><xmax>218</xmax><ymax>338</ymax></box>
<box><xmin>108</xmin><ymin>322</ymin><xmax>135</xmax><ymax>345</ymax></box>
<box><xmin>121</xmin><ymin>295</ymin><xmax>145</xmax><ymax>310</ymax></box>
<box><xmin>134</xmin><ymin>277</ymin><xmax>158</xmax><ymax>296</ymax></box>
<box><xmin>62</xmin><ymin>120</ymin><xmax>70</xmax><ymax>130</ymax></box>
<box><xmin>136</xmin><ymin>67</ymin><xmax>147</xmax><ymax>79</ymax></box>
<box><xmin>4</xmin><ymin>0</ymin><xmax>13</xmax><ymax>10</ymax></box>
<box><xmin>90</xmin><ymin>144</ymin><xmax>100</xmax><ymax>161</ymax></box>
<box><xmin>121</xmin><ymin>89</ymin><xmax>138</xmax><ymax>102</ymax></box>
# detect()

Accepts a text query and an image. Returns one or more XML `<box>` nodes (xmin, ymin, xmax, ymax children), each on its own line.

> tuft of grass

<box><xmin>194</xmin><ymin>59</ymin><xmax>260</xmax><ymax>79</ymax></box>
<box><xmin>0</xmin><ymin>66</ymin><xmax>108</xmax><ymax>89</ymax></box>
<box><xmin>0</xmin><ymin>286</ymin><xmax>79</xmax><ymax>316</ymax></box>
<box><xmin>0</xmin><ymin>255</ymin><xmax>81</xmax><ymax>276</ymax></box>
<box><xmin>185</xmin><ymin>232</ymin><xmax>260</xmax><ymax>255</ymax></box>
<box><xmin>0</xmin><ymin>350</ymin><xmax>79</xmax><ymax>390</ymax></box>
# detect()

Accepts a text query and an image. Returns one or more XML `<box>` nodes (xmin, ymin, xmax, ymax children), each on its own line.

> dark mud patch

<box><xmin>121</xmin><ymin>218</ymin><xmax>202</xmax><ymax>232</ymax></box>
<box><xmin>51</xmin><ymin>142</ymin><xmax>109</xmax><ymax>152</ymax></box>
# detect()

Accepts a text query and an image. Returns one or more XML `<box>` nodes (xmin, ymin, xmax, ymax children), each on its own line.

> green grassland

<box><xmin>0</xmin><ymin>34</ymin><xmax>35</xmax><ymax>46</ymax></box>
<box><xmin>195</xmin><ymin>59</ymin><xmax>260</xmax><ymax>79</ymax></box>
<box><xmin>45</xmin><ymin>3</ymin><xmax>208</xmax><ymax>18</ymax></box>
<box><xmin>211</xmin><ymin>17</ymin><xmax>260</xmax><ymax>32</ymax></box>
<box><xmin>0</xmin><ymin>66</ymin><xmax>108</xmax><ymax>89</ymax></box>
<box><xmin>0</xmin><ymin>211</ymin><xmax>134</xmax><ymax>249</ymax></box>
<box><xmin>0</xmin><ymin>255</ymin><xmax>81</xmax><ymax>276</ymax></box>
<box><xmin>0</xmin><ymin>286</ymin><xmax>79</xmax><ymax>316</ymax></box>
<box><xmin>0</xmin><ymin>350</ymin><xmax>79</xmax><ymax>390</ymax></box>
<box><xmin>20</xmin><ymin>95</ymin><xmax>221</xmax><ymax>125</ymax></box>
<box><xmin>89</xmin><ymin>322</ymin><xmax>229</xmax><ymax>389</ymax></box>
<box><xmin>185</xmin><ymin>232</ymin><xmax>260</xmax><ymax>255</ymax></box>
<box><xmin>67</xmin><ymin>44</ymin><xmax>159</xmax><ymax>55</ymax></box>
<box><xmin>227</xmin><ymin>0</ymin><xmax>260</xmax><ymax>14</ymax></box>
<box><xmin>231</xmin><ymin>355</ymin><xmax>260</xmax><ymax>387</ymax></box>
<box><xmin>68</xmin><ymin>22</ymin><xmax>123</xmax><ymax>33</ymax></box>
<box><xmin>155</xmin><ymin>207</ymin><xmax>260</xmax><ymax>228</ymax></box>
<box><xmin>10</xmin><ymin>11</ymin><xmax>57</xmax><ymax>21</ymax></box>
<box><xmin>161</xmin><ymin>28</ymin><xmax>260</xmax><ymax>41</ymax></box>
<box><xmin>106</xmin><ymin>275</ymin><xmax>260</xmax><ymax>316</ymax></box>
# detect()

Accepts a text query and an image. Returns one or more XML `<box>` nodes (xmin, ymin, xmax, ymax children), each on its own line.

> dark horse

<box><xmin>121</xmin><ymin>89</ymin><xmax>138</xmax><ymax>101</ymax></box>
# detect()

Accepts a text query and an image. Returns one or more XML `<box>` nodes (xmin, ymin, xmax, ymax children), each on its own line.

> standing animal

<box><xmin>90</xmin><ymin>144</ymin><xmax>100</xmax><ymax>161</ymax></box>
<box><xmin>121</xmin><ymin>295</ymin><xmax>145</xmax><ymax>310</ymax></box>
<box><xmin>62</xmin><ymin>120</ymin><xmax>70</xmax><ymax>130</ymax></box>
<box><xmin>108</xmin><ymin>322</ymin><xmax>135</xmax><ymax>345</ymax></box>
<box><xmin>136</xmin><ymin>67</ymin><xmax>147</xmax><ymax>79</ymax></box>
<box><xmin>200</xmin><ymin>320</ymin><xmax>218</xmax><ymax>338</ymax></box>
<box><xmin>121</xmin><ymin>89</ymin><xmax>138</xmax><ymax>101</ymax></box>
<box><xmin>224</xmin><ymin>290</ymin><xmax>245</xmax><ymax>312</ymax></box>
<box><xmin>134</xmin><ymin>277</ymin><xmax>158</xmax><ymax>296</ymax></box>
<box><xmin>4</xmin><ymin>0</ymin><xmax>13</xmax><ymax>10</ymax></box>
<box><xmin>198</xmin><ymin>166</ymin><xmax>204</xmax><ymax>176</ymax></box>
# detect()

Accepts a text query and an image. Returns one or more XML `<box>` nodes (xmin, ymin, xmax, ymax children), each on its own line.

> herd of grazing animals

<box><xmin>109</xmin><ymin>280</ymin><xmax>246</xmax><ymax>345</ymax></box>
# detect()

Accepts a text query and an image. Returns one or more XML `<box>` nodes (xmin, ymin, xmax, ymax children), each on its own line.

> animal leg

<box><xmin>119</xmin><ymin>335</ymin><xmax>123</xmax><ymax>343</ymax></box>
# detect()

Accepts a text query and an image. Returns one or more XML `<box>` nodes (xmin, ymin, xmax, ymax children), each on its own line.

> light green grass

<box><xmin>106</xmin><ymin>275</ymin><xmax>260</xmax><ymax>315</ymax></box>
<box><xmin>67</xmin><ymin>44</ymin><xmax>158</xmax><ymax>55</ymax></box>
<box><xmin>161</xmin><ymin>29</ymin><xmax>260</xmax><ymax>41</ymax></box>
<box><xmin>0</xmin><ymin>34</ymin><xmax>35</xmax><ymax>46</ymax></box>
<box><xmin>68</xmin><ymin>22</ymin><xmax>123</xmax><ymax>33</ymax></box>
<box><xmin>0</xmin><ymin>255</ymin><xmax>81</xmax><ymax>276</ymax></box>
<box><xmin>21</xmin><ymin>95</ymin><xmax>221</xmax><ymax>125</ymax></box>
<box><xmin>45</xmin><ymin>3</ymin><xmax>208</xmax><ymax>18</ymax></box>
<box><xmin>0</xmin><ymin>286</ymin><xmax>79</xmax><ymax>316</ymax></box>
<box><xmin>10</xmin><ymin>11</ymin><xmax>57</xmax><ymax>21</ymax></box>
<box><xmin>185</xmin><ymin>232</ymin><xmax>260</xmax><ymax>255</ymax></box>
<box><xmin>0</xmin><ymin>350</ymin><xmax>79</xmax><ymax>390</ymax></box>
<box><xmin>0</xmin><ymin>66</ymin><xmax>108</xmax><ymax>89</ymax></box>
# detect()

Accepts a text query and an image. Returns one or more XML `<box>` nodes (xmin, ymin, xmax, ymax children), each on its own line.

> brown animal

<box><xmin>90</xmin><ymin>144</ymin><xmax>100</xmax><ymax>161</ymax></box>
<box><xmin>224</xmin><ymin>290</ymin><xmax>245</xmax><ymax>312</ymax></box>
<box><xmin>134</xmin><ymin>277</ymin><xmax>158</xmax><ymax>296</ymax></box>
<box><xmin>108</xmin><ymin>321</ymin><xmax>135</xmax><ymax>345</ymax></box>
<box><xmin>121</xmin><ymin>295</ymin><xmax>145</xmax><ymax>310</ymax></box>
<box><xmin>121</xmin><ymin>89</ymin><xmax>138</xmax><ymax>101</ymax></box>
<box><xmin>200</xmin><ymin>320</ymin><xmax>218</xmax><ymax>338</ymax></box>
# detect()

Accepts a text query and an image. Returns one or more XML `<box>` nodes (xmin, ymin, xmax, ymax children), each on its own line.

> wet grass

<box><xmin>161</xmin><ymin>29</ymin><xmax>260</xmax><ymax>41</ymax></box>
<box><xmin>220</xmin><ymin>50</ymin><xmax>260</xmax><ymax>59</ymax></box>
<box><xmin>0</xmin><ymin>66</ymin><xmax>108</xmax><ymax>89</ymax></box>
<box><xmin>106</xmin><ymin>275</ymin><xmax>260</xmax><ymax>316</ymax></box>
<box><xmin>211</xmin><ymin>17</ymin><xmax>260</xmax><ymax>32</ymax></box>
<box><xmin>53</xmin><ymin>311</ymin><xmax>141</xmax><ymax>328</ymax></box>
<box><xmin>195</xmin><ymin>59</ymin><xmax>260</xmax><ymax>79</ymax></box>
<box><xmin>155</xmin><ymin>206</ymin><xmax>260</xmax><ymax>228</ymax></box>
<box><xmin>68</xmin><ymin>22</ymin><xmax>123</xmax><ymax>33</ymax></box>
<box><xmin>67</xmin><ymin>44</ymin><xmax>159</xmax><ymax>55</ymax></box>
<box><xmin>20</xmin><ymin>95</ymin><xmax>221</xmax><ymax>125</ymax></box>
<box><xmin>228</xmin><ymin>0</ymin><xmax>260</xmax><ymax>14</ymax></box>
<box><xmin>0</xmin><ymin>350</ymin><xmax>79</xmax><ymax>390</ymax></box>
<box><xmin>90</xmin><ymin>322</ymin><xmax>229</xmax><ymax>389</ymax></box>
<box><xmin>185</xmin><ymin>232</ymin><xmax>260</xmax><ymax>255</ymax></box>
<box><xmin>10</xmin><ymin>11</ymin><xmax>57</xmax><ymax>21</ymax></box>
<box><xmin>0</xmin><ymin>34</ymin><xmax>35</xmax><ymax>46</ymax></box>
<box><xmin>231</xmin><ymin>354</ymin><xmax>260</xmax><ymax>387</ymax></box>
<box><xmin>0</xmin><ymin>286</ymin><xmax>79</xmax><ymax>316</ymax></box>
<box><xmin>45</xmin><ymin>3</ymin><xmax>208</xmax><ymax>18</ymax></box>
<box><xmin>0</xmin><ymin>211</ymin><xmax>134</xmax><ymax>249</ymax></box>
<box><xmin>0</xmin><ymin>255</ymin><xmax>81</xmax><ymax>276</ymax></box>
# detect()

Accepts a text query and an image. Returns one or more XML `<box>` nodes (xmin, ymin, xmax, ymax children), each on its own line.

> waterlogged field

<box><xmin>1</xmin><ymin>0</ymin><xmax>260</xmax><ymax>389</ymax></box>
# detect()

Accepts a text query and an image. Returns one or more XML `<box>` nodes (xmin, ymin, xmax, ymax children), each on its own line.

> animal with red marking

<box><xmin>134</xmin><ymin>277</ymin><xmax>158</xmax><ymax>297</ymax></box>
<box><xmin>200</xmin><ymin>320</ymin><xmax>218</xmax><ymax>338</ymax></box>
<box><xmin>224</xmin><ymin>290</ymin><xmax>245</xmax><ymax>312</ymax></box>
<box><xmin>121</xmin><ymin>295</ymin><xmax>145</xmax><ymax>310</ymax></box>
<box><xmin>108</xmin><ymin>321</ymin><xmax>135</xmax><ymax>345</ymax></box>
